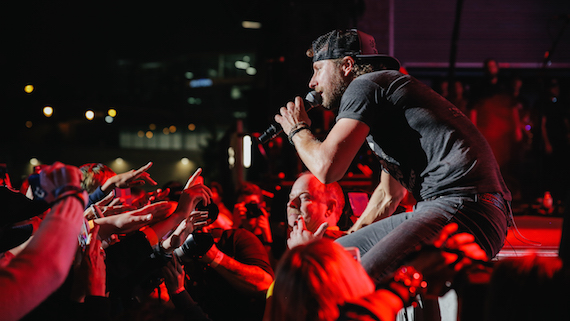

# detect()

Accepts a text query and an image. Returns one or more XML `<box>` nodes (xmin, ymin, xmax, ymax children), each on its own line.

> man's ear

<box><xmin>341</xmin><ymin>56</ymin><xmax>355</xmax><ymax>77</ymax></box>
<box><xmin>325</xmin><ymin>198</ymin><xmax>337</xmax><ymax>219</ymax></box>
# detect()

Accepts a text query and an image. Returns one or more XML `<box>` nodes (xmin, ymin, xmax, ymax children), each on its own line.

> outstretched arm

<box><xmin>200</xmin><ymin>244</ymin><xmax>273</xmax><ymax>294</ymax></box>
<box><xmin>100</xmin><ymin>162</ymin><xmax>157</xmax><ymax>194</ymax></box>
<box><xmin>348</xmin><ymin>171</ymin><xmax>406</xmax><ymax>233</ymax></box>
<box><xmin>0</xmin><ymin>163</ymin><xmax>86</xmax><ymax>321</ymax></box>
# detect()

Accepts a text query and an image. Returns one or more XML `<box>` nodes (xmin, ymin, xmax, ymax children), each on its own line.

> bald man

<box><xmin>286</xmin><ymin>172</ymin><xmax>346</xmax><ymax>248</ymax></box>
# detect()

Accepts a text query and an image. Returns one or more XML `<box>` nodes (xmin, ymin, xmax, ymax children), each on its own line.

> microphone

<box><xmin>258</xmin><ymin>91</ymin><xmax>323</xmax><ymax>144</ymax></box>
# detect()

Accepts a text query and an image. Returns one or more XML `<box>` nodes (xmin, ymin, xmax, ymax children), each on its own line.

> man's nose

<box><xmin>308</xmin><ymin>75</ymin><xmax>317</xmax><ymax>89</ymax></box>
<box><xmin>287</xmin><ymin>199</ymin><xmax>298</xmax><ymax>209</ymax></box>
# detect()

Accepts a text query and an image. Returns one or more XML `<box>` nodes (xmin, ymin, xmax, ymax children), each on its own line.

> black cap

<box><xmin>309</xmin><ymin>29</ymin><xmax>400</xmax><ymax>70</ymax></box>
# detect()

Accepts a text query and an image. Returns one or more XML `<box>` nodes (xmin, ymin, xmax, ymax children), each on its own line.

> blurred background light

<box><xmin>43</xmin><ymin>106</ymin><xmax>53</xmax><ymax>117</ymax></box>
<box><xmin>243</xmin><ymin>135</ymin><xmax>252</xmax><ymax>168</ymax></box>
<box><xmin>85</xmin><ymin>110</ymin><xmax>95</xmax><ymax>120</ymax></box>
<box><xmin>242</xmin><ymin>21</ymin><xmax>261</xmax><ymax>29</ymax></box>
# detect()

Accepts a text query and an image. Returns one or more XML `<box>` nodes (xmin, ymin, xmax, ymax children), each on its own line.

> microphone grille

<box><xmin>305</xmin><ymin>91</ymin><xmax>323</xmax><ymax>107</ymax></box>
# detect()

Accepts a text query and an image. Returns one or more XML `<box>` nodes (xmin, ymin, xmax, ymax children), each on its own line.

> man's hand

<box><xmin>84</xmin><ymin>192</ymin><xmax>135</xmax><ymax>220</ymax></box>
<box><xmin>39</xmin><ymin>162</ymin><xmax>83</xmax><ymax>204</ymax></box>
<box><xmin>94</xmin><ymin>201</ymin><xmax>171</xmax><ymax>240</ymax></box>
<box><xmin>275</xmin><ymin>96</ymin><xmax>312</xmax><ymax>136</ymax></box>
<box><xmin>175</xmin><ymin>168</ymin><xmax>212</xmax><ymax>216</ymax></box>
<box><xmin>162</xmin><ymin>257</ymin><xmax>186</xmax><ymax>295</ymax></box>
<box><xmin>287</xmin><ymin>216</ymin><xmax>328</xmax><ymax>249</ymax></box>
<box><xmin>161</xmin><ymin>211</ymin><xmax>209</xmax><ymax>253</ymax></box>
<box><xmin>405</xmin><ymin>223</ymin><xmax>488</xmax><ymax>298</ymax></box>
<box><xmin>101</xmin><ymin>162</ymin><xmax>157</xmax><ymax>193</ymax></box>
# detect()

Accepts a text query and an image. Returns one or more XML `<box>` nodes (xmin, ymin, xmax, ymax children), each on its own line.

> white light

<box><xmin>115</xmin><ymin>157</ymin><xmax>124</xmax><ymax>165</ymax></box>
<box><xmin>246</xmin><ymin>67</ymin><xmax>257</xmax><ymax>75</ymax></box>
<box><xmin>235</xmin><ymin>61</ymin><xmax>250</xmax><ymax>70</ymax></box>
<box><xmin>242</xmin><ymin>21</ymin><xmax>262</xmax><ymax>29</ymax></box>
<box><xmin>243</xmin><ymin>135</ymin><xmax>252</xmax><ymax>168</ymax></box>
<box><xmin>105</xmin><ymin>116</ymin><xmax>114</xmax><ymax>123</ymax></box>
<box><xmin>181</xmin><ymin>157</ymin><xmax>190</xmax><ymax>165</ymax></box>
<box><xmin>43</xmin><ymin>106</ymin><xmax>53</xmax><ymax>117</ymax></box>
<box><xmin>228</xmin><ymin>147</ymin><xmax>235</xmax><ymax>169</ymax></box>
<box><xmin>85</xmin><ymin>110</ymin><xmax>95</xmax><ymax>120</ymax></box>
<box><xmin>30</xmin><ymin>158</ymin><xmax>39</xmax><ymax>166</ymax></box>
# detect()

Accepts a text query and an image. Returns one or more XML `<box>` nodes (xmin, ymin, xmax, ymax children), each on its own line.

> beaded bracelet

<box><xmin>291</xmin><ymin>121</ymin><xmax>309</xmax><ymax>132</ymax></box>
<box><xmin>388</xmin><ymin>266</ymin><xmax>427</xmax><ymax>307</ymax></box>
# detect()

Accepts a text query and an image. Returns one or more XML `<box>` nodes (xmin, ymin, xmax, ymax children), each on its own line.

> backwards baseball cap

<box><xmin>308</xmin><ymin>29</ymin><xmax>400</xmax><ymax>70</ymax></box>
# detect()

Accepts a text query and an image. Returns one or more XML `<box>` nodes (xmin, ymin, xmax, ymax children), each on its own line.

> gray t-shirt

<box><xmin>337</xmin><ymin>70</ymin><xmax>511</xmax><ymax>202</ymax></box>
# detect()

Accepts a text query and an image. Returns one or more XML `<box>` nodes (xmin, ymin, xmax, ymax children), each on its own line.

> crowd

<box><xmin>0</xmin><ymin>162</ymin><xmax>568</xmax><ymax>321</ymax></box>
<box><xmin>2</xmin><ymin>28</ymin><xmax>569</xmax><ymax>321</ymax></box>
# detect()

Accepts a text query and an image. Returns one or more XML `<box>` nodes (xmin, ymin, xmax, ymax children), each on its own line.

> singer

<box><xmin>273</xmin><ymin>29</ymin><xmax>512</xmax><ymax>284</ymax></box>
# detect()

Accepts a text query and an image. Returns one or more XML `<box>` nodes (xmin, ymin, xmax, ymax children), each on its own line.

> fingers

<box><xmin>433</xmin><ymin>222</ymin><xmax>459</xmax><ymax>248</ymax></box>
<box><xmin>133</xmin><ymin>201</ymin><xmax>171</xmax><ymax>216</ymax></box>
<box><xmin>96</xmin><ymin>191</ymin><xmax>116</xmax><ymax>207</ymax></box>
<box><xmin>133</xmin><ymin>162</ymin><xmax>153</xmax><ymax>176</ymax></box>
<box><xmin>297</xmin><ymin>216</ymin><xmax>307</xmax><ymax>231</ymax></box>
<box><xmin>314</xmin><ymin>222</ymin><xmax>329</xmax><ymax>238</ymax></box>
<box><xmin>139</xmin><ymin>172</ymin><xmax>157</xmax><ymax>185</ymax></box>
<box><xmin>188</xmin><ymin>211</ymin><xmax>209</xmax><ymax>230</ymax></box>
<box><xmin>108</xmin><ymin>197</ymin><xmax>121</xmax><ymax>207</ymax></box>
<box><xmin>184</xmin><ymin>168</ymin><xmax>203</xmax><ymax>189</ymax></box>
<box><xmin>131</xmin><ymin>162</ymin><xmax>157</xmax><ymax>186</ymax></box>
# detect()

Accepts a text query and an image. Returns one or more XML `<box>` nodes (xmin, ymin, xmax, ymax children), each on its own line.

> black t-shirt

<box><xmin>184</xmin><ymin>228</ymin><xmax>274</xmax><ymax>321</ymax></box>
<box><xmin>337</xmin><ymin>70</ymin><xmax>511</xmax><ymax>202</ymax></box>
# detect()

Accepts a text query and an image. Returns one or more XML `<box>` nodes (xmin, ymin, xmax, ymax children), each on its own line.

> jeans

<box><xmin>336</xmin><ymin>193</ymin><xmax>511</xmax><ymax>283</ymax></box>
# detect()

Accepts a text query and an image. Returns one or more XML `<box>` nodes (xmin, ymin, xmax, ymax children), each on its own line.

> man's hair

<box><xmin>237</xmin><ymin>182</ymin><xmax>264</xmax><ymax>201</ymax></box>
<box><xmin>332</xmin><ymin>57</ymin><xmax>384</xmax><ymax>77</ymax></box>
<box><xmin>80</xmin><ymin>163</ymin><xmax>116</xmax><ymax>194</ymax></box>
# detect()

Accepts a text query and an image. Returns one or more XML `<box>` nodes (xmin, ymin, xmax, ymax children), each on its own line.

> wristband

<box><xmin>54</xmin><ymin>190</ymin><xmax>87</xmax><ymax>209</ymax></box>
<box><xmin>210</xmin><ymin>250</ymin><xmax>225</xmax><ymax>268</ymax></box>
<box><xmin>288</xmin><ymin>126</ymin><xmax>311</xmax><ymax>145</ymax></box>
<box><xmin>54</xmin><ymin>185</ymin><xmax>84</xmax><ymax>198</ymax></box>
<box><xmin>174</xmin><ymin>287</ymin><xmax>186</xmax><ymax>295</ymax></box>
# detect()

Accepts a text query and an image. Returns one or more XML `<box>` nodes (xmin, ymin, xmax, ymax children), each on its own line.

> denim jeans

<box><xmin>336</xmin><ymin>193</ymin><xmax>511</xmax><ymax>283</ymax></box>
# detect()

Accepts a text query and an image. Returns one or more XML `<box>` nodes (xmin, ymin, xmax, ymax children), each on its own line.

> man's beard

<box><xmin>323</xmin><ymin>71</ymin><xmax>349</xmax><ymax>111</ymax></box>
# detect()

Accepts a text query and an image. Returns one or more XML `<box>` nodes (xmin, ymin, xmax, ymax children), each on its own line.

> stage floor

<box><xmin>497</xmin><ymin>214</ymin><xmax>563</xmax><ymax>258</ymax></box>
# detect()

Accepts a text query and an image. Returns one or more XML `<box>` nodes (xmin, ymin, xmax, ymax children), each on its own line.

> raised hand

<box><xmin>176</xmin><ymin>168</ymin><xmax>213</xmax><ymax>216</ymax></box>
<box><xmin>94</xmin><ymin>201</ymin><xmax>171</xmax><ymax>239</ymax></box>
<box><xmin>161</xmin><ymin>211</ymin><xmax>209</xmax><ymax>253</ymax></box>
<box><xmin>39</xmin><ymin>162</ymin><xmax>83</xmax><ymax>204</ymax></box>
<box><xmin>287</xmin><ymin>216</ymin><xmax>328</xmax><ymax>249</ymax></box>
<box><xmin>101</xmin><ymin>162</ymin><xmax>157</xmax><ymax>193</ymax></box>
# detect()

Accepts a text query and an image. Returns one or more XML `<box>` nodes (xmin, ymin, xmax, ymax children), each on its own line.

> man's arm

<box><xmin>292</xmin><ymin>118</ymin><xmax>369</xmax><ymax>184</ymax></box>
<box><xmin>348</xmin><ymin>171</ymin><xmax>406</xmax><ymax>233</ymax></box>
<box><xmin>200</xmin><ymin>244</ymin><xmax>273</xmax><ymax>294</ymax></box>
<box><xmin>276</xmin><ymin>96</ymin><xmax>370</xmax><ymax>183</ymax></box>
